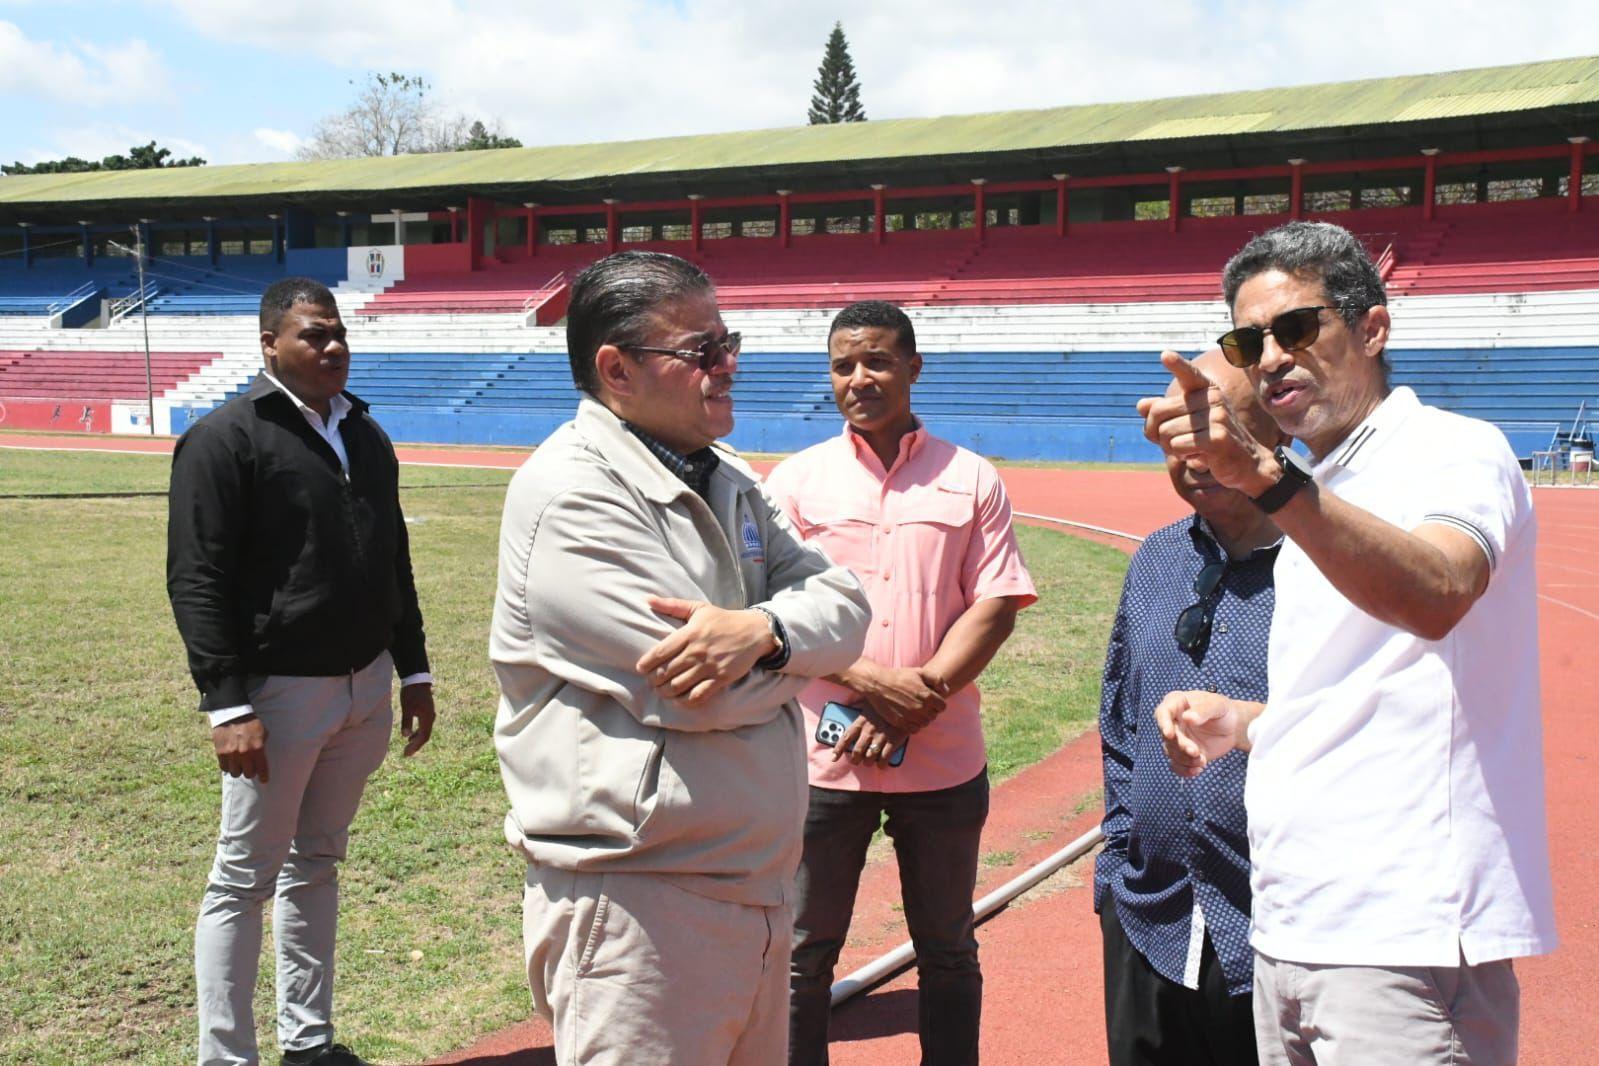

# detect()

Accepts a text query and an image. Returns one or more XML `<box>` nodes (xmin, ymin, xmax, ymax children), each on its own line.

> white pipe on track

<box><xmin>1013</xmin><ymin>510</ymin><xmax>1147</xmax><ymax>544</ymax></box>
<box><xmin>829</xmin><ymin>825</ymin><xmax>1106</xmax><ymax>1007</ymax></box>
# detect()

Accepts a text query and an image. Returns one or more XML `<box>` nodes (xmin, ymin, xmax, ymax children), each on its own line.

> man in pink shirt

<box><xmin>765</xmin><ymin>300</ymin><xmax>1038</xmax><ymax>1066</ymax></box>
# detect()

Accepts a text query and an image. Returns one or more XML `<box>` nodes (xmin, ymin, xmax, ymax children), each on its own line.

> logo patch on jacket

<box><xmin>740</xmin><ymin>513</ymin><xmax>764</xmax><ymax>562</ymax></box>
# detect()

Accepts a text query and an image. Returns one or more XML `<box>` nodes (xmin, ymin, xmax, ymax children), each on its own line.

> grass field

<box><xmin>0</xmin><ymin>448</ymin><xmax>1128</xmax><ymax>1065</ymax></box>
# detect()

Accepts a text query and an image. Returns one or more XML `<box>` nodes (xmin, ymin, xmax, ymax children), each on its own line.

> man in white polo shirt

<box><xmin>1136</xmin><ymin>220</ymin><xmax>1557</xmax><ymax>1065</ymax></box>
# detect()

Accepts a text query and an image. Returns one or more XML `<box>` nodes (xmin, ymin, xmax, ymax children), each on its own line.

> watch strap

<box><xmin>751</xmin><ymin>606</ymin><xmax>790</xmax><ymax>671</ymax></box>
<box><xmin>1252</xmin><ymin>447</ymin><xmax>1312</xmax><ymax>514</ymax></box>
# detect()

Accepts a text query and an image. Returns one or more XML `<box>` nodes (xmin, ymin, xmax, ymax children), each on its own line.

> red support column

<box><xmin>1166</xmin><ymin>166</ymin><xmax>1183</xmax><ymax>233</ymax></box>
<box><xmin>604</xmin><ymin>199</ymin><xmax>620</xmax><ymax>253</ymax></box>
<box><xmin>1288</xmin><ymin>159</ymin><xmax>1305</xmax><ymax>219</ymax></box>
<box><xmin>777</xmin><ymin>191</ymin><xmax>791</xmax><ymax>249</ymax></box>
<box><xmin>1570</xmin><ymin>137</ymin><xmax>1590</xmax><ymax>213</ymax></box>
<box><xmin>1053</xmin><ymin>173</ymin><xmax>1069</xmax><ymax>237</ymax></box>
<box><xmin>688</xmin><ymin>195</ymin><xmax>703</xmax><ymax>254</ymax></box>
<box><xmin>871</xmin><ymin>184</ymin><xmax>886</xmax><ymax>245</ymax></box>
<box><xmin>1421</xmin><ymin>149</ymin><xmax>1439</xmax><ymax>222</ymax></box>
<box><xmin>465</xmin><ymin>196</ymin><xmax>491</xmax><ymax>270</ymax></box>
<box><xmin>524</xmin><ymin>204</ymin><xmax>537</xmax><ymax>256</ymax></box>
<box><xmin>972</xmin><ymin>179</ymin><xmax>987</xmax><ymax>243</ymax></box>
<box><xmin>448</xmin><ymin>206</ymin><xmax>461</xmax><ymax>243</ymax></box>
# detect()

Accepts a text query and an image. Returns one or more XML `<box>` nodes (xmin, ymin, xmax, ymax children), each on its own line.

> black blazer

<box><xmin>166</xmin><ymin>375</ymin><xmax>429</xmax><ymax>712</ymax></box>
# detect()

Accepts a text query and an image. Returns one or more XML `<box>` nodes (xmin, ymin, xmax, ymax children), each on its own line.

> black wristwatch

<box><xmin>751</xmin><ymin>606</ymin><xmax>791</xmax><ymax>671</ymax></box>
<box><xmin>1251</xmin><ymin>445</ymin><xmax>1314</xmax><ymax>514</ymax></box>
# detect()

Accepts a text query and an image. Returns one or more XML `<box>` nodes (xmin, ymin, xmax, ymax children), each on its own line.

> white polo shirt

<box><xmin>1246</xmin><ymin>386</ymin><xmax>1558</xmax><ymax>968</ymax></box>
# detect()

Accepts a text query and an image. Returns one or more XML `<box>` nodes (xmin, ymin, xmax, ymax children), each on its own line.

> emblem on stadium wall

<box><xmin>367</xmin><ymin>250</ymin><xmax>385</xmax><ymax>278</ymax></box>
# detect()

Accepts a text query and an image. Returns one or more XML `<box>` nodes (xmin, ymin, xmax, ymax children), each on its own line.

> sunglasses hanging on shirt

<box><xmin>1173</xmin><ymin>560</ymin><xmax>1227</xmax><ymax>653</ymax></box>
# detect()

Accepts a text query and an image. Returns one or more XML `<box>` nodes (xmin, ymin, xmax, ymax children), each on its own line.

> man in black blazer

<box><xmin>168</xmin><ymin>277</ymin><xmax>435</xmax><ymax>1066</ymax></box>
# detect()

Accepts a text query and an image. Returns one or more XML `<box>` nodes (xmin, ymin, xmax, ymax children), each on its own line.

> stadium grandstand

<box><xmin>1</xmin><ymin>55</ymin><xmax>1597</xmax><ymax>463</ymax></box>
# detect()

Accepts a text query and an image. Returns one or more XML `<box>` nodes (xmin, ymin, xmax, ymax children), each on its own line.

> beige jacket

<box><xmin>492</xmin><ymin>399</ymin><xmax>871</xmax><ymax>906</ymax></box>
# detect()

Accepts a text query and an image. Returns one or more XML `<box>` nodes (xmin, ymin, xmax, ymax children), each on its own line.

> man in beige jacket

<box><xmin>492</xmin><ymin>250</ymin><xmax>872</xmax><ymax>1066</ymax></box>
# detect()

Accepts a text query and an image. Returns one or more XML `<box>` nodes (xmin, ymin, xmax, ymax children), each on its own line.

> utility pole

<box><xmin>133</xmin><ymin>223</ymin><xmax>155</xmax><ymax>435</ymax></box>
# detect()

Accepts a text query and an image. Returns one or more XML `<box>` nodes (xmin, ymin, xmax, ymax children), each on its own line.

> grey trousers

<box><xmin>195</xmin><ymin>654</ymin><xmax>393</xmax><ymax>1066</ymax></box>
<box><xmin>1253</xmin><ymin>948</ymin><xmax>1519</xmax><ymax>1066</ymax></box>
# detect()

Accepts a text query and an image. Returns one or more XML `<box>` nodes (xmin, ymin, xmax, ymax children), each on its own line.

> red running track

<box><xmin>3</xmin><ymin>434</ymin><xmax>1592</xmax><ymax>1064</ymax></box>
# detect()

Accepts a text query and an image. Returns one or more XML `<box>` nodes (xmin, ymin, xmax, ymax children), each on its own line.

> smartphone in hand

<box><xmin>814</xmin><ymin>701</ymin><xmax>907</xmax><ymax>767</ymax></box>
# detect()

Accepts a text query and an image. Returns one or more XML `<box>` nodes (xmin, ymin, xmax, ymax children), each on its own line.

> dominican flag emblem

<box><xmin>740</xmin><ymin>513</ymin><xmax>764</xmax><ymax>562</ymax></box>
<box><xmin>366</xmin><ymin>250</ymin><xmax>385</xmax><ymax>277</ymax></box>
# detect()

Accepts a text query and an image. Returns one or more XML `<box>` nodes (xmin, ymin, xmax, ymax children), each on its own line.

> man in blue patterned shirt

<box><xmin>1095</xmin><ymin>349</ymin><xmax>1287</xmax><ymax>1065</ymax></box>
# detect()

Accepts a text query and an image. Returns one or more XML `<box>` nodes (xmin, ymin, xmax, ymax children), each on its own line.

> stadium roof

<box><xmin>4</xmin><ymin>54</ymin><xmax>1598</xmax><ymax>218</ymax></box>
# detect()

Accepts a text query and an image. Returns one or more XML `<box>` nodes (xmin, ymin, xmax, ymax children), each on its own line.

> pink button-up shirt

<box><xmin>764</xmin><ymin>423</ymin><xmax>1037</xmax><ymax>792</ymax></box>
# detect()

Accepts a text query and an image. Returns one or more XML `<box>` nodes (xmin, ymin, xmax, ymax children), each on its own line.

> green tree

<box><xmin>3</xmin><ymin>141</ymin><xmax>205</xmax><ymax>176</ymax></box>
<box><xmin>458</xmin><ymin>120</ymin><xmax>522</xmax><ymax>151</ymax></box>
<box><xmin>808</xmin><ymin>22</ymin><xmax>867</xmax><ymax>125</ymax></box>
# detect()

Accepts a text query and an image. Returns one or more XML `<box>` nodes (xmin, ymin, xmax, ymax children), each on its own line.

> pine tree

<box><xmin>808</xmin><ymin>22</ymin><xmax>867</xmax><ymax>125</ymax></box>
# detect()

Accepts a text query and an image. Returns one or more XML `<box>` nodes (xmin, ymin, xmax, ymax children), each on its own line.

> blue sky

<box><xmin>2</xmin><ymin>0</ymin><xmax>1596</xmax><ymax>169</ymax></box>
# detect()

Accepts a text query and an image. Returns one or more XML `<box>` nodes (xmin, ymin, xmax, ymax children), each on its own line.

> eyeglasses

<box><xmin>619</xmin><ymin>331</ymin><xmax>742</xmax><ymax>373</ymax></box>
<box><xmin>1216</xmin><ymin>305</ymin><xmax>1348</xmax><ymax>368</ymax></box>
<box><xmin>1173</xmin><ymin>561</ymin><xmax>1226</xmax><ymax>653</ymax></box>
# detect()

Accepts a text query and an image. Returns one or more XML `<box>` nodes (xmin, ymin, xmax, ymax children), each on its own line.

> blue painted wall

<box><xmin>168</xmin><ymin>344</ymin><xmax>1599</xmax><ymax>462</ymax></box>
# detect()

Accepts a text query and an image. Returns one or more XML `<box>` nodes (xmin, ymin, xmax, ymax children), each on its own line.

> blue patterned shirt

<box><xmin>621</xmin><ymin>421</ymin><xmax>720</xmax><ymax>500</ymax></box>
<box><xmin>1093</xmin><ymin>514</ymin><xmax>1277</xmax><ymax>995</ymax></box>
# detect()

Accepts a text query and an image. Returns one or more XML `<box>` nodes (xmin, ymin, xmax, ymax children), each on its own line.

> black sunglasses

<box><xmin>1173</xmin><ymin>561</ymin><xmax>1227</xmax><ymax>653</ymax></box>
<box><xmin>1217</xmin><ymin>305</ymin><xmax>1347</xmax><ymax>368</ymax></box>
<box><xmin>620</xmin><ymin>331</ymin><xmax>742</xmax><ymax>373</ymax></box>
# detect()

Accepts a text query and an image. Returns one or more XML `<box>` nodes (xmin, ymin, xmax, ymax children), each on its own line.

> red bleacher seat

<box><xmin>0</xmin><ymin>350</ymin><xmax>215</xmax><ymax>401</ymax></box>
<box><xmin>349</xmin><ymin>200</ymin><xmax>1599</xmax><ymax>317</ymax></box>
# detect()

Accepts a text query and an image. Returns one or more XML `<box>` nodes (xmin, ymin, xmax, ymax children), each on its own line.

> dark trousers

<box><xmin>1101</xmin><ymin>902</ymin><xmax>1258</xmax><ymax>1066</ymax></box>
<box><xmin>789</xmin><ymin>769</ymin><xmax>990</xmax><ymax>1066</ymax></box>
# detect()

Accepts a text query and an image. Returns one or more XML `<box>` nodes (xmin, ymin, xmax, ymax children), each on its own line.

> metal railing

<box><xmin>107</xmin><ymin>282</ymin><xmax>160</xmax><ymax>323</ymax></box>
<box><xmin>1374</xmin><ymin>242</ymin><xmax>1397</xmax><ymax>280</ymax></box>
<box><xmin>520</xmin><ymin>271</ymin><xmax>568</xmax><ymax>313</ymax></box>
<box><xmin>46</xmin><ymin>281</ymin><xmax>99</xmax><ymax>315</ymax></box>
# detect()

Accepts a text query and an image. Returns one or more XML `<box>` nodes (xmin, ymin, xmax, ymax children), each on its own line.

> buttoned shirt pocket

<box><xmin>894</xmin><ymin>489</ymin><xmax>975</xmax><ymax>595</ymax></box>
<box><xmin>795</xmin><ymin>498</ymin><xmax>876</xmax><ymax>532</ymax></box>
<box><xmin>794</xmin><ymin>498</ymin><xmax>876</xmax><ymax>577</ymax></box>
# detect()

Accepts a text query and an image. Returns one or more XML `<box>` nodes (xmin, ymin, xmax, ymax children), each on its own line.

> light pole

<box><xmin>134</xmin><ymin>223</ymin><xmax>155</xmax><ymax>435</ymax></box>
<box><xmin>110</xmin><ymin>228</ymin><xmax>156</xmax><ymax>435</ymax></box>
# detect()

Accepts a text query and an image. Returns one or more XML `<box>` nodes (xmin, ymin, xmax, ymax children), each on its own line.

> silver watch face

<box><xmin>1277</xmin><ymin>446</ymin><xmax>1313</xmax><ymax>480</ymax></box>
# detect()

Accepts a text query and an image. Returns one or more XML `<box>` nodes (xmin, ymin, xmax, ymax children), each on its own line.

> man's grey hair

<box><xmin>566</xmin><ymin>250</ymin><xmax>714</xmax><ymax>394</ymax></box>
<box><xmin>1221</xmin><ymin>221</ymin><xmax>1387</xmax><ymax>331</ymax></box>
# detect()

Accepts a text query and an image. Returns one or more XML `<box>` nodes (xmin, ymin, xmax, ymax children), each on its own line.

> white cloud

<box><xmin>0</xmin><ymin>20</ymin><xmax>171</xmax><ymax>107</ymax></box>
<box><xmin>159</xmin><ymin>0</ymin><xmax>1599</xmax><ymax>153</ymax></box>
<box><xmin>253</xmin><ymin>127</ymin><xmax>304</xmax><ymax>157</ymax></box>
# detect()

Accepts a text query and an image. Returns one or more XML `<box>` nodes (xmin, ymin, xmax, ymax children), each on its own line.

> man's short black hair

<box><xmin>828</xmin><ymin>300</ymin><xmax>916</xmax><ymax>355</ymax></box>
<box><xmin>566</xmin><ymin>251</ymin><xmax>714</xmax><ymax>394</ymax></box>
<box><xmin>260</xmin><ymin>277</ymin><xmax>338</xmax><ymax>332</ymax></box>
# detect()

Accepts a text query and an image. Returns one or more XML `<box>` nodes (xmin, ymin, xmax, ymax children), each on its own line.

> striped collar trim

<box><xmin>1318</xmin><ymin>386</ymin><xmax>1420</xmax><ymax>474</ymax></box>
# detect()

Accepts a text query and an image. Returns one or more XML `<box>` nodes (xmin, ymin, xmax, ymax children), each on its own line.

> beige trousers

<box><xmin>1254</xmin><ymin>948</ymin><xmax>1519</xmax><ymax>1066</ymax></box>
<box><xmin>523</xmin><ymin>865</ymin><xmax>791</xmax><ymax>1066</ymax></box>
